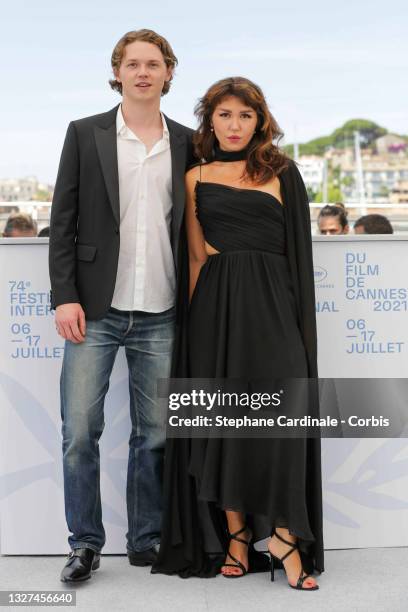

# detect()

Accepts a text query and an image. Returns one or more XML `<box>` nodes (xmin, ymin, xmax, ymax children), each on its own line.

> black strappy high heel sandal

<box><xmin>268</xmin><ymin>530</ymin><xmax>319</xmax><ymax>591</ymax></box>
<box><xmin>221</xmin><ymin>525</ymin><xmax>251</xmax><ymax>578</ymax></box>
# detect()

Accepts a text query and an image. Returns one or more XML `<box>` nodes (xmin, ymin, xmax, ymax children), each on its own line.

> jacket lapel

<box><xmin>94</xmin><ymin>106</ymin><xmax>120</xmax><ymax>227</ymax></box>
<box><xmin>165</xmin><ymin>115</ymin><xmax>188</xmax><ymax>268</ymax></box>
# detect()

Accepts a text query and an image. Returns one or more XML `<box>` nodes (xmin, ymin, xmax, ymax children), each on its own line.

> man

<box><xmin>354</xmin><ymin>214</ymin><xmax>393</xmax><ymax>234</ymax></box>
<box><xmin>38</xmin><ymin>226</ymin><xmax>50</xmax><ymax>237</ymax></box>
<box><xmin>49</xmin><ymin>29</ymin><xmax>194</xmax><ymax>583</ymax></box>
<box><xmin>317</xmin><ymin>203</ymin><xmax>349</xmax><ymax>235</ymax></box>
<box><xmin>3</xmin><ymin>212</ymin><xmax>37</xmax><ymax>237</ymax></box>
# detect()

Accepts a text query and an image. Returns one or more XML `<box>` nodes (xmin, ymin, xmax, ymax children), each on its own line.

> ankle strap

<box><xmin>272</xmin><ymin>531</ymin><xmax>297</xmax><ymax>561</ymax></box>
<box><xmin>227</xmin><ymin>525</ymin><xmax>250</xmax><ymax>546</ymax></box>
<box><xmin>273</xmin><ymin>531</ymin><xmax>297</xmax><ymax>548</ymax></box>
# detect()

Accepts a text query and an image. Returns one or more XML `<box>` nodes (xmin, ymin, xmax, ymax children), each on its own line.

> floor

<box><xmin>1</xmin><ymin>548</ymin><xmax>406</xmax><ymax>612</ymax></box>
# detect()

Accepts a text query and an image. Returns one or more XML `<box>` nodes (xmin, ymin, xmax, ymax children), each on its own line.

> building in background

<box><xmin>340</xmin><ymin>157</ymin><xmax>408</xmax><ymax>202</ymax></box>
<box><xmin>297</xmin><ymin>156</ymin><xmax>325</xmax><ymax>194</ymax></box>
<box><xmin>0</xmin><ymin>177</ymin><xmax>53</xmax><ymax>202</ymax></box>
<box><xmin>375</xmin><ymin>134</ymin><xmax>407</xmax><ymax>156</ymax></box>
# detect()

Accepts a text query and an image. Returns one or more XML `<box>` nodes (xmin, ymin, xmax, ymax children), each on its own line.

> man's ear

<box><xmin>165</xmin><ymin>66</ymin><xmax>174</xmax><ymax>83</ymax></box>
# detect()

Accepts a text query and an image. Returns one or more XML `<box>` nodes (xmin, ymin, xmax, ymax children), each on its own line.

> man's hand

<box><xmin>55</xmin><ymin>303</ymin><xmax>86</xmax><ymax>343</ymax></box>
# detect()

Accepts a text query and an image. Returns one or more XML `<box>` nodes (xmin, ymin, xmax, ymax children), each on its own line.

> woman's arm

<box><xmin>185</xmin><ymin>166</ymin><xmax>208</xmax><ymax>302</ymax></box>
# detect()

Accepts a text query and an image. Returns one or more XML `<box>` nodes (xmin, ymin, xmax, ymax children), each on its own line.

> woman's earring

<box><xmin>210</xmin><ymin>127</ymin><xmax>214</xmax><ymax>132</ymax></box>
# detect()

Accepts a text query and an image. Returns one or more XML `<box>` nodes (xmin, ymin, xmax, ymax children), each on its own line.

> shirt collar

<box><xmin>116</xmin><ymin>105</ymin><xmax>127</xmax><ymax>136</ymax></box>
<box><xmin>161</xmin><ymin>113</ymin><xmax>170</xmax><ymax>141</ymax></box>
<box><xmin>116</xmin><ymin>105</ymin><xmax>169</xmax><ymax>141</ymax></box>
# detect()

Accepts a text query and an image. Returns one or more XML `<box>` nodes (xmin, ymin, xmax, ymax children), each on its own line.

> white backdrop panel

<box><xmin>1</xmin><ymin>236</ymin><xmax>407</xmax><ymax>553</ymax></box>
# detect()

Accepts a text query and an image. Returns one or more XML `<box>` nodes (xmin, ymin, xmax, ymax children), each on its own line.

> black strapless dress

<box><xmin>153</xmin><ymin>174</ymin><xmax>324</xmax><ymax>578</ymax></box>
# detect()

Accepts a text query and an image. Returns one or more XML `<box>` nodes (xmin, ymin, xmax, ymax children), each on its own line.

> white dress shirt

<box><xmin>111</xmin><ymin>105</ymin><xmax>175</xmax><ymax>312</ymax></box>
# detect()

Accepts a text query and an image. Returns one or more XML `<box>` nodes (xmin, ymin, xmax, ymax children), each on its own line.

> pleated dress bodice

<box><xmin>195</xmin><ymin>181</ymin><xmax>285</xmax><ymax>255</ymax></box>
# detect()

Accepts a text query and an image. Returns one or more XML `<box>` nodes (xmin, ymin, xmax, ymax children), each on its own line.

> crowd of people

<box><xmin>316</xmin><ymin>203</ymin><xmax>394</xmax><ymax>235</ymax></box>
<box><xmin>0</xmin><ymin>207</ymin><xmax>394</xmax><ymax>239</ymax></box>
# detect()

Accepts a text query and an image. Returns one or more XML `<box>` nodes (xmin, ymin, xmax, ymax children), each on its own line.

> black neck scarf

<box><xmin>212</xmin><ymin>143</ymin><xmax>248</xmax><ymax>162</ymax></box>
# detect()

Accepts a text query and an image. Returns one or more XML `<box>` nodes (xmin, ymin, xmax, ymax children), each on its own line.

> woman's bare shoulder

<box><xmin>185</xmin><ymin>164</ymin><xmax>201</xmax><ymax>182</ymax></box>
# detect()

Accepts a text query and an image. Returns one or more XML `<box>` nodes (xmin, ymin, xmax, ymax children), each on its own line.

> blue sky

<box><xmin>1</xmin><ymin>0</ymin><xmax>407</xmax><ymax>182</ymax></box>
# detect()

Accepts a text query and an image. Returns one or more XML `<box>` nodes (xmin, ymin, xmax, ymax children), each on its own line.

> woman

<box><xmin>152</xmin><ymin>77</ymin><xmax>324</xmax><ymax>590</ymax></box>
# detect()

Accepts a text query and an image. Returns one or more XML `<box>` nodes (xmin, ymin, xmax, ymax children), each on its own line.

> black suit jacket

<box><xmin>49</xmin><ymin>105</ymin><xmax>194</xmax><ymax>320</ymax></box>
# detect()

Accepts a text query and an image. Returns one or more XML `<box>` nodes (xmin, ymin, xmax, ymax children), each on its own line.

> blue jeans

<box><xmin>60</xmin><ymin>306</ymin><xmax>175</xmax><ymax>553</ymax></box>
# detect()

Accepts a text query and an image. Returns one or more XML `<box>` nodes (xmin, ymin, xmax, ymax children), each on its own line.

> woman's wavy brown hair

<box><xmin>109</xmin><ymin>29</ymin><xmax>178</xmax><ymax>96</ymax></box>
<box><xmin>194</xmin><ymin>77</ymin><xmax>290</xmax><ymax>184</ymax></box>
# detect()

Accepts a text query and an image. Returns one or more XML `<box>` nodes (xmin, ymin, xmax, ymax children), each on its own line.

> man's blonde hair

<box><xmin>109</xmin><ymin>29</ymin><xmax>178</xmax><ymax>96</ymax></box>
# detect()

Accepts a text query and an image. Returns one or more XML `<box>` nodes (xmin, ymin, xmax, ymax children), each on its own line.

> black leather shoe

<box><xmin>128</xmin><ymin>546</ymin><xmax>158</xmax><ymax>566</ymax></box>
<box><xmin>60</xmin><ymin>548</ymin><xmax>101</xmax><ymax>582</ymax></box>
